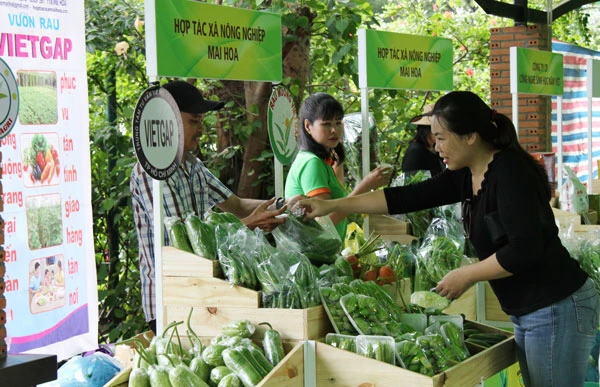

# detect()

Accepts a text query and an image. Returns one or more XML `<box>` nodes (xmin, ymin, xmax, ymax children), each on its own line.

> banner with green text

<box><xmin>358</xmin><ymin>29</ymin><xmax>453</xmax><ymax>91</ymax></box>
<box><xmin>510</xmin><ymin>47</ymin><xmax>564</xmax><ymax>96</ymax></box>
<box><xmin>153</xmin><ymin>1</ymin><xmax>282</xmax><ymax>82</ymax></box>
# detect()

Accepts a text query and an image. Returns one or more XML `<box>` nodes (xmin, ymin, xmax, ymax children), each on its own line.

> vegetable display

<box><xmin>121</xmin><ymin>311</ymin><xmax>286</xmax><ymax>387</ymax></box>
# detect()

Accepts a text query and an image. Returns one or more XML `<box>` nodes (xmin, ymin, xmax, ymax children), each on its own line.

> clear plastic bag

<box><xmin>319</xmin><ymin>284</ymin><xmax>359</xmax><ymax>335</ymax></box>
<box><xmin>325</xmin><ymin>333</ymin><xmax>357</xmax><ymax>352</ymax></box>
<box><xmin>356</xmin><ymin>335</ymin><xmax>395</xmax><ymax>365</ymax></box>
<box><xmin>560</xmin><ymin>165</ymin><xmax>589</xmax><ymax>220</ymax></box>
<box><xmin>271</xmin><ymin>213</ymin><xmax>342</xmax><ymax>265</ymax></box>
<box><xmin>215</xmin><ymin>222</ymin><xmax>260</xmax><ymax>289</ymax></box>
<box><xmin>342</xmin><ymin>112</ymin><xmax>380</xmax><ymax>186</ymax></box>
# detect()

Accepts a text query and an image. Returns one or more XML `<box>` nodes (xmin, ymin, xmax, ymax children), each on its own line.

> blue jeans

<box><xmin>510</xmin><ymin>278</ymin><xmax>600</xmax><ymax>387</ymax></box>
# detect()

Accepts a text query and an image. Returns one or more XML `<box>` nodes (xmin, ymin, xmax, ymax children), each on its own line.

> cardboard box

<box><xmin>162</xmin><ymin>247</ymin><xmax>332</xmax><ymax>341</ymax></box>
<box><xmin>314</xmin><ymin>321</ymin><xmax>516</xmax><ymax>387</ymax></box>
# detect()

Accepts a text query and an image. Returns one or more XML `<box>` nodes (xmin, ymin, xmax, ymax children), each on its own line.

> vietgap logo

<box><xmin>0</xmin><ymin>57</ymin><xmax>19</xmax><ymax>140</ymax></box>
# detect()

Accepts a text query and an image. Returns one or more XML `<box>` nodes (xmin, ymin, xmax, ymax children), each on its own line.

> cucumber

<box><xmin>165</xmin><ymin>217</ymin><xmax>194</xmax><ymax>253</ymax></box>
<box><xmin>202</xmin><ymin>344</ymin><xmax>228</xmax><ymax>367</ymax></box>
<box><xmin>184</xmin><ymin>213</ymin><xmax>217</xmax><ymax>259</ymax></box>
<box><xmin>221</xmin><ymin>320</ymin><xmax>256</xmax><ymax>338</ymax></box>
<box><xmin>260</xmin><ymin>322</ymin><xmax>285</xmax><ymax>366</ymax></box>
<box><xmin>210</xmin><ymin>365</ymin><xmax>233</xmax><ymax>386</ymax></box>
<box><xmin>169</xmin><ymin>363</ymin><xmax>209</xmax><ymax>387</ymax></box>
<box><xmin>222</xmin><ymin>346</ymin><xmax>265</xmax><ymax>387</ymax></box>
<box><xmin>128</xmin><ymin>367</ymin><xmax>150</xmax><ymax>387</ymax></box>
<box><xmin>218</xmin><ymin>373</ymin><xmax>243</xmax><ymax>387</ymax></box>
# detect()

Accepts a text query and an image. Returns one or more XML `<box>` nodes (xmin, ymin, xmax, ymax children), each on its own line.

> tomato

<box><xmin>363</xmin><ymin>268</ymin><xmax>378</xmax><ymax>282</ymax></box>
<box><xmin>345</xmin><ymin>254</ymin><xmax>359</xmax><ymax>271</ymax></box>
<box><xmin>377</xmin><ymin>266</ymin><xmax>396</xmax><ymax>285</ymax></box>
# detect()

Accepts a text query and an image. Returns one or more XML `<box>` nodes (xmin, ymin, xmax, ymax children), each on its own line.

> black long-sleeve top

<box><xmin>384</xmin><ymin>149</ymin><xmax>587</xmax><ymax>316</ymax></box>
<box><xmin>401</xmin><ymin>141</ymin><xmax>445</xmax><ymax>176</ymax></box>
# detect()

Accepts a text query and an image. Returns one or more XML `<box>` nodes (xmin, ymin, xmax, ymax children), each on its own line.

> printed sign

<box><xmin>0</xmin><ymin>57</ymin><xmax>18</xmax><ymax>139</ymax></box>
<box><xmin>1</xmin><ymin>2</ymin><xmax>98</xmax><ymax>360</ymax></box>
<box><xmin>152</xmin><ymin>1</ymin><xmax>282</xmax><ymax>82</ymax></box>
<box><xmin>132</xmin><ymin>86</ymin><xmax>184</xmax><ymax>181</ymax></box>
<box><xmin>267</xmin><ymin>85</ymin><xmax>297</xmax><ymax>165</ymax></box>
<box><xmin>510</xmin><ymin>47</ymin><xmax>564</xmax><ymax>95</ymax></box>
<box><xmin>358</xmin><ymin>29</ymin><xmax>453</xmax><ymax>91</ymax></box>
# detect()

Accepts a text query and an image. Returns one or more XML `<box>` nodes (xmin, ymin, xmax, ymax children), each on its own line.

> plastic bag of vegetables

<box><xmin>560</xmin><ymin>227</ymin><xmax>600</xmax><ymax>293</ymax></box>
<box><xmin>271</xmin><ymin>212</ymin><xmax>342</xmax><ymax>265</ymax></box>
<box><xmin>215</xmin><ymin>222</ymin><xmax>262</xmax><ymax>289</ymax></box>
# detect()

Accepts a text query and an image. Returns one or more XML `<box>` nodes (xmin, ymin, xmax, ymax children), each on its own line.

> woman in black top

<box><xmin>297</xmin><ymin>91</ymin><xmax>599</xmax><ymax>387</ymax></box>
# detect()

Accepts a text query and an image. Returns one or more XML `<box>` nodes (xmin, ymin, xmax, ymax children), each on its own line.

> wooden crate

<box><xmin>367</xmin><ymin>215</ymin><xmax>417</xmax><ymax>245</ymax></box>
<box><xmin>574</xmin><ymin>224</ymin><xmax>600</xmax><ymax>233</ymax></box>
<box><xmin>314</xmin><ymin>321</ymin><xmax>516</xmax><ymax>387</ymax></box>
<box><xmin>443</xmin><ymin>285</ymin><xmax>477</xmax><ymax>322</ymax></box>
<box><xmin>443</xmin><ymin>282</ymin><xmax>510</xmax><ymax>324</ymax></box>
<box><xmin>552</xmin><ymin>207</ymin><xmax>582</xmax><ymax>227</ymax></box>
<box><xmin>162</xmin><ymin>246</ymin><xmax>332</xmax><ymax>340</ymax></box>
<box><xmin>592</xmin><ymin>179</ymin><xmax>600</xmax><ymax>194</ymax></box>
<box><xmin>104</xmin><ymin>339</ymin><xmax>304</xmax><ymax>387</ymax></box>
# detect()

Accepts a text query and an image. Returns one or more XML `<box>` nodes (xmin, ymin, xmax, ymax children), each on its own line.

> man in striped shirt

<box><xmin>131</xmin><ymin>80</ymin><xmax>291</xmax><ymax>333</ymax></box>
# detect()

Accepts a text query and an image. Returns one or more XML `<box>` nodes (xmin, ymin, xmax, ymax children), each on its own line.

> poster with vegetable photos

<box><xmin>0</xmin><ymin>2</ymin><xmax>98</xmax><ymax>360</ymax></box>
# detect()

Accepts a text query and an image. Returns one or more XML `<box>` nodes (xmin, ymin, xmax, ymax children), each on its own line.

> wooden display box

<box><xmin>314</xmin><ymin>322</ymin><xmax>516</xmax><ymax>387</ymax></box>
<box><xmin>161</xmin><ymin>247</ymin><xmax>332</xmax><ymax>340</ymax></box>
<box><xmin>443</xmin><ymin>282</ymin><xmax>510</xmax><ymax>324</ymax></box>
<box><xmin>104</xmin><ymin>338</ymin><xmax>304</xmax><ymax>387</ymax></box>
<box><xmin>368</xmin><ymin>215</ymin><xmax>418</xmax><ymax>245</ymax></box>
<box><xmin>552</xmin><ymin>207</ymin><xmax>582</xmax><ymax>227</ymax></box>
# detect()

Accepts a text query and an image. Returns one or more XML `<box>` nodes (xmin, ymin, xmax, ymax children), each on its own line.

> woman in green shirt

<box><xmin>285</xmin><ymin>92</ymin><xmax>390</xmax><ymax>238</ymax></box>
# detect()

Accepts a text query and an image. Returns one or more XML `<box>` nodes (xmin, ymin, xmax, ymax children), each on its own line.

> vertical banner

<box><xmin>0</xmin><ymin>2</ymin><xmax>98</xmax><ymax>360</ymax></box>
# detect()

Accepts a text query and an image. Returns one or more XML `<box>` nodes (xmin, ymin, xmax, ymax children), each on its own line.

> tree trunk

<box><xmin>227</xmin><ymin>4</ymin><xmax>316</xmax><ymax>199</ymax></box>
<box><xmin>237</xmin><ymin>81</ymin><xmax>272</xmax><ymax>198</ymax></box>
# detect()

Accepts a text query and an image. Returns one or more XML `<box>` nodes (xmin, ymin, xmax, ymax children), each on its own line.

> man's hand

<box><xmin>242</xmin><ymin>198</ymin><xmax>287</xmax><ymax>232</ymax></box>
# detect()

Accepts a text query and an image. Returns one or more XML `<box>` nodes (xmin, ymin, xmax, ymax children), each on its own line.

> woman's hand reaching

<box><xmin>242</xmin><ymin>198</ymin><xmax>286</xmax><ymax>232</ymax></box>
<box><xmin>354</xmin><ymin>165</ymin><xmax>392</xmax><ymax>194</ymax></box>
<box><xmin>293</xmin><ymin>197</ymin><xmax>335</xmax><ymax>220</ymax></box>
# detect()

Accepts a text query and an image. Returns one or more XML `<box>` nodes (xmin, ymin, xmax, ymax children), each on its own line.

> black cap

<box><xmin>162</xmin><ymin>80</ymin><xmax>225</xmax><ymax>114</ymax></box>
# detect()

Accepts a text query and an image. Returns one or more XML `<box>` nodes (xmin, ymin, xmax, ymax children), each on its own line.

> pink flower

<box><xmin>465</xmin><ymin>68</ymin><xmax>474</xmax><ymax>77</ymax></box>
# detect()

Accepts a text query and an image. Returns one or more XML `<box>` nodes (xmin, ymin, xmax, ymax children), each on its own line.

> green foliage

<box><xmin>86</xmin><ymin>0</ymin><xmax>148</xmax><ymax>343</ymax></box>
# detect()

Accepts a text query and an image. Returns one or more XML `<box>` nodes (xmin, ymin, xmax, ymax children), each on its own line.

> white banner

<box><xmin>0</xmin><ymin>1</ymin><xmax>98</xmax><ymax>360</ymax></box>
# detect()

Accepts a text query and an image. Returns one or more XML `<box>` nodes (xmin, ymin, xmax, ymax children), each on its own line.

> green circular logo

<box><xmin>0</xmin><ymin>58</ymin><xmax>19</xmax><ymax>140</ymax></box>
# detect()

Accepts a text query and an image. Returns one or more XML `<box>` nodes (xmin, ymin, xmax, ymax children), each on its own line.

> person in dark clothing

<box><xmin>296</xmin><ymin>91</ymin><xmax>599</xmax><ymax>387</ymax></box>
<box><xmin>401</xmin><ymin>103</ymin><xmax>444</xmax><ymax>176</ymax></box>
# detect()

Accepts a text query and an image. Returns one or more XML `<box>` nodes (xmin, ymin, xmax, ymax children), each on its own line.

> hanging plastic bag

<box><xmin>560</xmin><ymin>165</ymin><xmax>589</xmax><ymax>222</ymax></box>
